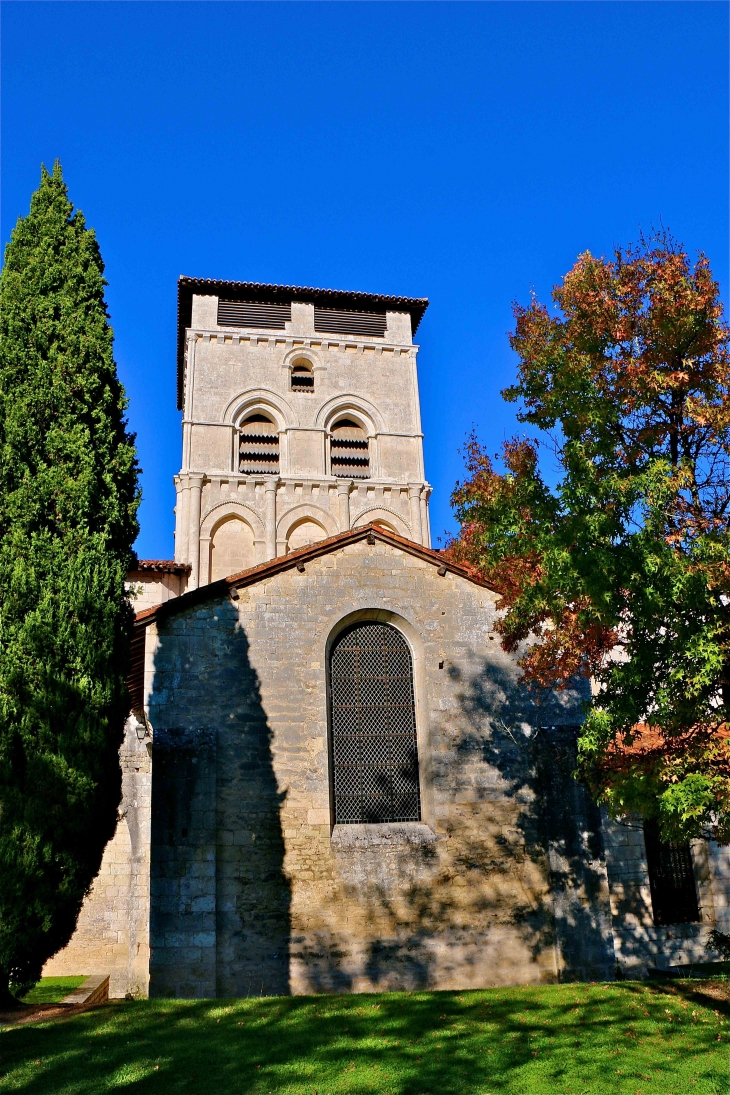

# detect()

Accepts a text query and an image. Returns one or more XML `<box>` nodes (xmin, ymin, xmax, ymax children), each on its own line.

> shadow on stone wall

<box><xmin>454</xmin><ymin>657</ymin><xmax>616</xmax><ymax>981</ymax></box>
<box><xmin>149</xmin><ymin>598</ymin><xmax>291</xmax><ymax>998</ymax></box>
<box><xmin>292</xmin><ymin>655</ymin><xmax>614</xmax><ymax>994</ymax></box>
<box><xmin>149</xmin><ymin>598</ymin><xmax>614</xmax><ymax>997</ymax></box>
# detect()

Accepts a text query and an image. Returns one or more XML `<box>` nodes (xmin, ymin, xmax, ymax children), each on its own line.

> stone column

<box><xmin>188</xmin><ymin>474</ymin><xmax>204</xmax><ymax>589</ymax></box>
<box><xmin>264</xmin><ymin>481</ymin><xmax>278</xmax><ymax>560</ymax></box>
<box><xmin>420</xmin><ymin>486</ymin><xmax>432</xmax><ymax>549</ymax></box>
<box><xmin>408</xmin><ymin>483</ymin><xmax>423</xmax><ymax>545</ymax></box>
<box><xmin>174</xmin><ymin>476</ymin><xmax>190</xmax><ymax>564</ymax></box>
<box><xmin>337</xmin><ymin>480</ymin><xmax>352</xmax><ymax>532</ymax></box>
<box><xmin>199</xmin><ymin>537</ymin><xmax>212</xmax><ymax>586</ymax></box>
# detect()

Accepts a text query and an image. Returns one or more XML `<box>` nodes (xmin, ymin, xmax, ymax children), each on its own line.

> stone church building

<box><xmin>46</xmin><ymin>278</ymin><xmax>730</xmax><ymax>998</ymax></box>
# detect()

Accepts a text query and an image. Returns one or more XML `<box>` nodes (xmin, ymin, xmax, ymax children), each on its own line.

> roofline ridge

<box><xmin>133</xmin><ymin>523</ymin><xmax>496</xmax><ymax>628</ymax></box>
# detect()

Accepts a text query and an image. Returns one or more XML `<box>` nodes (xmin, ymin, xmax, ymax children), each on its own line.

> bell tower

<box><xmin>175</xmin><ymin>279</ymin><xmax>431</xmax><ymax>588</ymax></box>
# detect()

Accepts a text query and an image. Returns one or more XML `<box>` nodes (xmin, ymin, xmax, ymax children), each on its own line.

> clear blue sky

<box><xmin>3</xmin><ymin>1</ymin><xmax>728</xmax><ymax>558</ymax></box>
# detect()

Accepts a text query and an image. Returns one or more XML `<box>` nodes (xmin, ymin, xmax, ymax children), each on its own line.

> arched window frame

<box><xmin>327</xmin><ymin>618</ymin><xmax>422</xmax><ymax>826</ymax></box>
<box><xmin>328</xmin><ymin>415</ymin><xmax>371</xmax><ymax>480</ymax></box>
<box><xmin>238</xmin><ymin>411</ymin><xmax>281</xmax><ymax>476</ymax></box>
<box><xmin>290</xmin><ymin>357</ymin><xmax>315</xmax><ymax>393</ymax></box>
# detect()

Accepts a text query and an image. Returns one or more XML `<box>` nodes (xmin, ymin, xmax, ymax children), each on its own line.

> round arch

<box><xmin>222</xmin><ymin>388</ymin><xmax>298</xmax><ymax>430</ymax></box>
<box><xmin>351</xmin><ymin>507</ymin><xmax>410</xmax><ymax>537</ymax></box>
<box><xmin>200</xmin><ymin>502</ymin><xmax>265</xmax><ymax>583</ymax></box>
<box><xmin>277</xmin><ymin>503</ymin><xmax>338</xmax><ymax>550</ymax></box>
<box><xmin>200</xmin><ymin>500</ymin><xmax>265</xmax><ymax>542</ymax></box>
<box><xmin>321</xmin><ymin>608</ymin><xmax>430</xmax><ymax>823</ymax></box>
<box><xmin>282</xmin><ymin>346</ymin><xmax>322</xmax><ymax>373</ymax></box>
<box><xmin>315</xmin><ymin>394</ymin><xmax>384</xmax><ymax>436</ymax></box>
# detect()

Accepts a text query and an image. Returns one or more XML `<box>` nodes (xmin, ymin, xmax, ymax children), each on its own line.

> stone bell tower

<box><xmin>174</xmin><ymin>278</ymin><xmax>431</xmax><ymax>588</ymax></box>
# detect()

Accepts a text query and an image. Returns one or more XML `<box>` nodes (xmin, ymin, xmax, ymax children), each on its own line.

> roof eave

<box><xmin>176</xmin><ymin>277</ymin><xmax>429</xmax><ymax>410</ymax></box>
<box><xmin>134</xmin><ymin>524</ymin><xmax>496</xmax><ymax>629</ymax></box>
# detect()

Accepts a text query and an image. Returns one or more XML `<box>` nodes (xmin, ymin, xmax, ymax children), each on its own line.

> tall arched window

<box><xmin>330</xmin><ymin>418</ymin><xmax>370</xmax><ymax>479</ymax></box>
<box><xmin>329</xmin><ymin>622</ymin><xmax>420</xmax><ymax>824</ymax></box>
<box><xmin>239</xmin><ymin>414</ymin><xmax>280</xmax><ymax>475</ymax></box>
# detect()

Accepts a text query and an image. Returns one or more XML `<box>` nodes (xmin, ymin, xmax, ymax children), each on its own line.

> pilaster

<box><xmin>264</xmin><ymin>480</ymin><xmax>278</xmax><ymax>560</ymax></box>
<box><xmin>337</xmin><ymin>480</ymin><xmax>352</xmax><ymax>532</ymax></box>
<box><xmin>188</xmin><ymin>474</ymin><xmax>204</xmax><ymax>589</ymax></box>
<box><xmin>408</xmin><ymin>483</ymin><xmax>424</xmax><ymax>545</ymax></box>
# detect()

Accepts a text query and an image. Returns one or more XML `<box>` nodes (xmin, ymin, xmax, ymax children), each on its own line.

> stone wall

<box><xmin>44</xmin><ymin>534</ymin><xmax>730</xmax><ymax>996</ymax></box>
<box><xmin>176</xmin><ymin>295</ymin><xmax>432</xmax><ymax>587</ymax></box>
<box><xmin>42</xmin><ymin>715</ymin><xmax>152</xmax><ymax>999</ymax></box>
<box><xmin>128</xmin><ymin>569</ymin><xmax>188</xmax><ymax>613</ymax></box>
<box><xmin>145</xmin><ymin>537</ymin><xmax>602</xmax><ymax>997</ymax></box>
<box><xmin>602</xmin><ymin>812</ymin><xmax>727</xmax><ymax>974</ymax></box>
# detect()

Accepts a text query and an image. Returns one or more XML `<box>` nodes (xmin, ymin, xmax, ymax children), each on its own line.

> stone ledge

<box><xmin>330</xmin><ymin>822</ymin><xmax>438</xmax><ymax>849</ymax></box>
<box><xmin>60</xmin><ymin>974</ymin><xmax>110</xmax><ymax>1007</ymax></box>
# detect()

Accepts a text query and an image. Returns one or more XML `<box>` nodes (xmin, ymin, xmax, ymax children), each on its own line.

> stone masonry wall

<box><xmin>43</xmin><ymin>715</ymin><xmax>152</xmax><ymax>998</ymax></box>
<box><xmin>146</xmin><ymin>538</ymin><xmax>610</xmax><ymax>997</ymax></box>
<box><xmin>602</xmin><ymin>813</ymin><xmax>727</xmax><ymax>974</ymax></box>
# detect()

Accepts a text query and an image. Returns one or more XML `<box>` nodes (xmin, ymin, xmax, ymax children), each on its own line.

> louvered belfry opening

<box><xmin>644</xmin><ymin>819</ymin><xmax>700</xmax><ymax>925</ymax></box>
<box><xmin>329</xmin><ymin>622</ymin><xmax>421</xmax><ymax>825</ymax></box>
<box><xmin>217</xmin><ymin>299</ymin><xmax>291</xmax><ymax>329</ymax></box>
<box><xmin>330</xmin><ymin>418</ymin><xmax>370</xmax><ymax>479</ymax></box>
<box><xmin>314</xmin><ymin>307</ymin><xmax>387</xmax><ymax>338</ymax></box>
<box><xmin>291</xmin><ymin>362</ymin><xmax>314</xmax><ymax>392</ymax></box>
<box><xmin>239</xmin><ymin>414</ymin><xmax>280</xmax><ymax>475</ymax></box>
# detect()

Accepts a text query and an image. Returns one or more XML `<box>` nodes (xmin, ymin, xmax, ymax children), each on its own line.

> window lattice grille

<box><xmin>330</xmin><ymin>419</ymin><xmax>370</xmax><ymax>479</ymax></box>
<box><xmin>239</xmin><ymin>414</ymin><xmax>280</xmax><ymax>475</ymax></box>
<box><xmin>329</xmin><ymin>622</ymin><xmax>421</xmax><ymax>824</ymax></box>
<box><xmin>644</xmin><ymin>819</ymin><xmax>700</xmax><ymax>925</ymax></box>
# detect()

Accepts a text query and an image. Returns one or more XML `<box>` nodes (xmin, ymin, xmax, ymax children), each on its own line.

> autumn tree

<box><xmin>0</xmin><ymin>163</ymin><xmax>139</xmax><ymax>1001</ymax></box>
<box><xmin>449</xmin><ymin>231</ymin><xmax>730</xmax><ymax>843</ymax></box>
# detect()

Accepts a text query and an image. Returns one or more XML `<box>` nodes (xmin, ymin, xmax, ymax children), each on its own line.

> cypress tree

<box><xmin>0</xmin><ymin>163</ymin><xmax>140</xmax><ymax>1001</ymax></box>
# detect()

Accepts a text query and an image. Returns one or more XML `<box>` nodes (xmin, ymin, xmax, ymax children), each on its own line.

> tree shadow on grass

<box><xmin>1</xmin><ymin>982</ymin><xmax>727</xmax><ymax>1095</ymax></box>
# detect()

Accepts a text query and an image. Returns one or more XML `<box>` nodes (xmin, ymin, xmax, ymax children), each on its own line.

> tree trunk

<box><xmin>0</xmin><ymin>970</ymin><xmax>21</xmax><ymax>1010</ymax></box>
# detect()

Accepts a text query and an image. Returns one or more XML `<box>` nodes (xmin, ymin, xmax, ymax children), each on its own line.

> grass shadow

<box><xmin>1</xmin><ymin>981</ymin><xmax>727</xmax><ymax>1094</ymax></box>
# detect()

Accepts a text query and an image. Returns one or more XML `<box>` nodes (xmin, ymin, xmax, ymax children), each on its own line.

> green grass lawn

<box><xmin>1</xmin><ymin>979</ymin><xmax>727</xmax><ymax>1094</ymax></box>
<box><xmin>19</xmin><ymin>978</ymin><xmax>85</xmax><ymax>1007</ymax></box>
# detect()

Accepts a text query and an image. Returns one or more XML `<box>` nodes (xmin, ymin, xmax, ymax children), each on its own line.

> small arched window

<box><xmin>329</xmin><ymin>622</ymin><xmax>421</xmax><ymax>824</ymax></box>
<box><xmin>239</xmin><ymin>413</ymin><xmax>280</xmax><ymax>475</ymax></box>
<box><xmin>291</xmin><ymin>360</ymin><xmax>314</xmax><ymax>392</ymax></box>
<box><xmin>330</xmin><ymin>418</ymin><xmax>370</xmax><ymax>479</ymax></box>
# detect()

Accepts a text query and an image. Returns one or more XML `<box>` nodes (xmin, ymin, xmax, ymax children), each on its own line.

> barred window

<box><xmin>329</xmin><ymin>622</ymin><xmax>421</xmax><ymax>824</ymax></box>
<box><xmin>644</xmin><ymin>819</ymin><xmax>700</xmax><ymax>926</ymax></box>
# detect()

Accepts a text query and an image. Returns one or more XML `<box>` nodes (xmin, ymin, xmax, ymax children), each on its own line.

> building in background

<box><xmin>47</xmin><ymin>279</ymin><xmax>730</xmax><ymax>998</ymax></box>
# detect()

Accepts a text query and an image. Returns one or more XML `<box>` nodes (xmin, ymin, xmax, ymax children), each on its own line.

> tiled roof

<box><xmin>176</xmin><ymin>277</ymin><xmax>429</xmax><ymax>409</ymax></box>
<box><xmin>127</xmin><ymin>523</ymin><xmax>496</xmax><ymax>710</ymax></box>
<box><xmin>130</xmin><ymin>560</ymin><xmax>191</xmax><ymax>574</ymax></box>
<box><xmin>134</xmin><ymin>523</ymin><xmax>494</xmax><ymax>631</ymax></box>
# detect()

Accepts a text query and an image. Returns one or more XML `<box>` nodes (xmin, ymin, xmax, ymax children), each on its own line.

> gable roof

<box><xmin>177</xmin><ymin>277</ymin><xmax>429</xmax><ymax>409</ymax></box>
<box><xmin>135</xmin><ymin>523</ymin><xmax>492</xmax><ymax>631</ymax></box>
<box><xmin>127</xmin><ymin>524</ymin><xmax>494</xmax><ymax>711</ymax></box>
